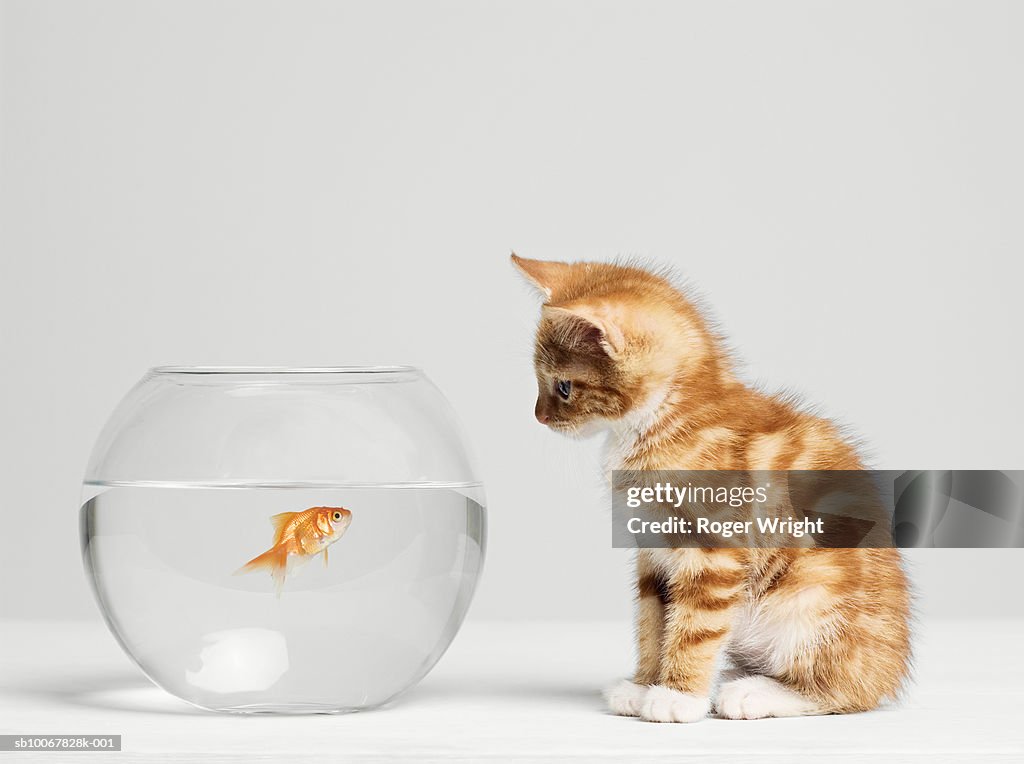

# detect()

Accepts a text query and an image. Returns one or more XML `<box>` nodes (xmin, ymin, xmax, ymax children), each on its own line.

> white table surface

<box><xmin>1</xmin><ymin>617</ymin><xmax>1021</xmax><ymax>763</ymax></box>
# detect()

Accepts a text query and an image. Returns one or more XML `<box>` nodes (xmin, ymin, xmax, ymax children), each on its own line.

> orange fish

<box><xmin>238</xmin><ymin>506</ymin><xmax>352</xmax><ymax>595</ymax></box>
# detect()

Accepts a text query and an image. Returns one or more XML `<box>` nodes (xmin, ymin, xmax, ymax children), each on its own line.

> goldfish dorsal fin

<box><xmin>270</xmin><ymin>512</ymin><xmax>296</xmax><ymax>538</ymax></box>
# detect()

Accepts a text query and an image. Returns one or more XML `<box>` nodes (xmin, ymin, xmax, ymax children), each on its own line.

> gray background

<box><xmin>2</xmin><ymin>0</ymin><xmax>1022</xmax><ymax>623</ymax></box>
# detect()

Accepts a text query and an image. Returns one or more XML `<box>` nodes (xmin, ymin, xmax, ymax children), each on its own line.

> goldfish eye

<box><xmin>332</xmin><ymin>511</ymin><xmax>343</xmax><ymax>522</ymax></box>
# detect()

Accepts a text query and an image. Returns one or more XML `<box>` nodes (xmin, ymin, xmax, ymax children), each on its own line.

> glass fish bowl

<box><xmin>81</xmin><ymin>366</ymin><xmax>486</xmax><ymax>714</ymax></box>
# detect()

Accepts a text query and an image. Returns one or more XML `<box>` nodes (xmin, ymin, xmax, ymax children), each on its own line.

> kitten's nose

<box><xmin>535</xmin><ymin>400</ymin><xmax>550</xmax><ymax>424</ymax></box>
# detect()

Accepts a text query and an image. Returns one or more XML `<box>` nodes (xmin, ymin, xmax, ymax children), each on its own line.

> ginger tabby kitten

<box><xmin>512</xmin><ymin>254</ymin><xmax>911</xmax><ymax>723</ymax></box>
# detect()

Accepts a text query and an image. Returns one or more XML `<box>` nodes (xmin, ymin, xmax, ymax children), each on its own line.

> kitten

<box><xmin>512</xmin><ymin>254</ymin><xmax>911</xmax><ymax>723</ymax></box>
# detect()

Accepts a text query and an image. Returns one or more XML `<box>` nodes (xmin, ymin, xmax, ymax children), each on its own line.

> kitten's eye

<box><xmin>556</xmin><ymin>380</ymin><xmax>572</xmax><ymax>400</ymax></box>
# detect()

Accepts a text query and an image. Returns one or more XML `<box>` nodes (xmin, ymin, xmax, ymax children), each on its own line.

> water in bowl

<box><xmin>80</xmin><ymin>481</ymin><xmax>486</xmax><ymax>713</ymax></box>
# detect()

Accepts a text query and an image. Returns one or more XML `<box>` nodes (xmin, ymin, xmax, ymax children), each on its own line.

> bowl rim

<box><xmin>150</xmin><ymin>365</ymin><xmax>420</xmax><ymax>375</ymax></box>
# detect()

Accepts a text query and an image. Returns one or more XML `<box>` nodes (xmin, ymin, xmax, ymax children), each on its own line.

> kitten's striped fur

<box><xmin>513</xmin><ymin>254</ymin><xmax>912</xmax><ymax>722</ymax></box>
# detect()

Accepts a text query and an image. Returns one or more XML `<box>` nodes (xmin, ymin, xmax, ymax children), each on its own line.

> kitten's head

<box><xmin>511</xmin><ymin>254</ymin><xmax>725</xmax><ymax>436</ymax></box>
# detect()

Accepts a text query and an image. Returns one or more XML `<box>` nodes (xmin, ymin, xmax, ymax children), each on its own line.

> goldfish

<box><xmin>238</xmin><ymin>506</ymin><xmax>352</xmax><ymax>596</ymax></box>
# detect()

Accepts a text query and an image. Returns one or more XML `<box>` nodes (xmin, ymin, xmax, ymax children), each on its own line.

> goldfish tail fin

<box><xmin>236</xmin><ymin>545</ymin><xmax>289</xmax><ymax>595</ymax></box>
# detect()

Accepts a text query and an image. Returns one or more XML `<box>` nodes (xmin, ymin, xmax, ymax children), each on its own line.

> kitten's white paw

<box><xmin>715</xmin><ymin>675</ymin><xmax>821</xmax><ymax>720</ymax></box>
<box><xmin>603</xmin><ymin>680</ymin><xmax>648</xmax><ymax>717</ymax></box>
<box><xmin>639</xmin><ymin>685</ymin><xmax>710</xmax><ymax>723</ymax></box>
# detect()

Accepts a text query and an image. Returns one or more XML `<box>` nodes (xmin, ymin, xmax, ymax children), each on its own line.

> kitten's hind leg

<box><xmin>715</xmin><ymin>675</ymin><xmax>825</xmax><ymax>720</ymax></box>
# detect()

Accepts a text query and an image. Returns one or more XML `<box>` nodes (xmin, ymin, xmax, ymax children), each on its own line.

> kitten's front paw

<box><xmin>603</xmin><ymin>679</ymin><xmax>648</xmax><ymax>717</ymax></box>
<box><xmin>639</xmin><ymin>686</ymin><xmax>710</xmax><ymax>723</ymax></box>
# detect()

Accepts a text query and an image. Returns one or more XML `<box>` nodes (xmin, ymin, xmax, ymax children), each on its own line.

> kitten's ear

<box><xmin>510</xmin><ymin>253</ymin><xmax>571</xmax><ymax>299</ymax></box>
<box><xmin>542</xmin><ymin>305</ymin><xmax>626</xmax><ymax>358</ymax></box>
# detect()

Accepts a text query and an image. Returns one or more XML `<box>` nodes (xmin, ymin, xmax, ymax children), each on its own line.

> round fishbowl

<box><xmin>81</xmin><ymin>366</ymin><xmax>486</xmax><ymax>713</ymax></box>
